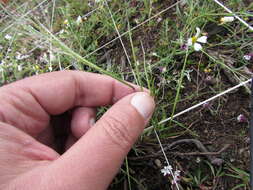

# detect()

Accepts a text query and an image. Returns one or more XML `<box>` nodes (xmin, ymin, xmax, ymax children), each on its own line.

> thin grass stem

<box><xmin>169</xmin><ymin>51</ymin><xmax>189</xmax><ymax>126</ymax></box>
<box><xmin>0</xmin><ymin>0</ymin><xmax>50</xmax><ymax>34</ymax></box>
<box><xmin>32</xmin><ymin>19</ymin><xmax>134</xmax><ymax>89</ymax></box>
<box><xmin>104</xmin><ymin>0</ymin><xmax>139</xmax><ymax>86</ymax></box>
<box><xmin>144</xmin><ymin>79</ymin><xmax>251</xmax><ymax>133</ymax></box>
<box><xmin>212</xmin><ymin>0</ymin><xmax>253</xmax><ymax>31</ymax></box>
<box><xmin>154</xmin><ymin>128</ymin><xmax>180</xmax><ymax>190</ymax></box>
<box><xmin>125</xmin><ymin>157</ymin><xmax>132</xmax><ymax>190</ymax></box>
<box><xmin>84</xmin><ymin>0</ymin><xmax>183</xmax><ymax>59</ymax></box>
<box><xmin>127</xmin><ymin>20</ymin><xmax>143</xmax><ymax>89</ymax></box>
<box><xmin>140</xmin><ymin>40</ymin><xmax>151</xmax><ymax>90</ymax></box>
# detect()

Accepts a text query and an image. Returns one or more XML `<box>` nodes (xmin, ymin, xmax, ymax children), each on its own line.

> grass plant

<box><xmin>0</xmin><ymin>0</ymin><xmax>251</xmax><ymax>189</ymax></box>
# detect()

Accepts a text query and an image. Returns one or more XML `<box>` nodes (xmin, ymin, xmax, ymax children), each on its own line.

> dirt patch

<box><xmin>110</xmin><ymin>71</ymin><xmax>250</xmax><ymax>190</ymax></box>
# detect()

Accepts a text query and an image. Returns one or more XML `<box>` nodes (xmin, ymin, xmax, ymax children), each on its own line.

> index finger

<box><xmin>1</xmin><ymin>71</ymin><xmax>136</xmax><ymax>114</ymax></box>
<box><xmin>0</xmin><ymin>71</ymin><xmax>137</xmax><ymax>135</ymax></box>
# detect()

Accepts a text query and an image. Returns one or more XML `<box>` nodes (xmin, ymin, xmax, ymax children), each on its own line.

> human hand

<box><xmin>0</xmin><ymin>71</ymin><xmax>155</xmax><ymax>190</ymax></box>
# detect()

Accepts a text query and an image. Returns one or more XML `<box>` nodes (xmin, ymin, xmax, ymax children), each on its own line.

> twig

<box><xmin>128</xmin><ymin>143</ymin><xmax>230</xmax><ymax>161</ymax></box>
<box><xmin>159</xmin><ymin>139</ymin><xmax>229</xmax><ymax>165</ymax></box>
<box><xmin>171</xmin><ymin>144</ymin><xmax>231</xmax><ymax>156</ymax></box>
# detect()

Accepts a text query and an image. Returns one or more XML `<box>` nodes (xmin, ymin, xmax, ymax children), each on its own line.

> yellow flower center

<box><xmin>220</xmin><ymin>18</ymin><xmax>225</xmax><ymax>23</ymax></box>
<box><xmin>191</xmin><ymin>36</ymin><xmax>197</xmax><ymax>43</ymax></box>
<box><xmin>63</xmin><ymin>20</ymin><xmax>69</xmax><ymax>25</ymax></box>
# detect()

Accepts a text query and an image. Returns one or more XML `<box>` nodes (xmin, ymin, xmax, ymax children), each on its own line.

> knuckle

<box><xmin>101</xmin><ymin>115</ymin><xmax>132</xmax><ymax>151</ymax></box>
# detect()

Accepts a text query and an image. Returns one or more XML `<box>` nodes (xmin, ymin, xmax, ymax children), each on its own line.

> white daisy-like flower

<box><xmin>63</xmin><ymin>19</ymin><xmax>69</xmax><ymax>26</ymax></box>
<box><xmin>243</xmin><ymin>55</ymin><xmax>251</xmax><ymax>61</ymax></box>
<box><xmin>76</xmin><ymin>16</ymin><xmax>83</xmax><ymax>25</ymax></box>
<box><xmin>5</xmin><ymin>34</ymin><xmax>12</xmax><ymax>40</ymax></box>
<box><xmin>220</xmin><ymin>16</ymin><xmax>235</xmax><ymax>24</ymax></box>
<box><xmin>187</xmin><ymin>27</ymin><xmax>207</xmax><ymax>51</ymax></box>
<box><xmin>18</xmin><ymin>65</ymin><xmax>22</xmax><ymax>71</ymax></box>
<box><xmin>161</xmin><ymin>165</ymin><xmax>173</xmax><ymax>176</ymax></box>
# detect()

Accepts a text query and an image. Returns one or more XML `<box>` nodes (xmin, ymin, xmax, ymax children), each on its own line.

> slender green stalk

<box><xmin>169</xmin><ymin>51</ymin><xmax>189</xmax><ymax>126</ymax></box>
<box><xmin>49</xmin><ymin>0</ymin><xmax>56</xmax><ymax>71</ymax></box>
<box><xmin>104</xmin><ymin>1</ymin><xmax>139</xmax><ymax>87</ymax></box>
<box><xmin>148</xmin><ymin>0</ymin><xmax>153</xmax><ymax>19</ymax></box>
<box><xmin>125</xmin><ymin>158</ymin><xmax>132</xmax><ymax>190</ymax></box>
<box><xmin>141</xmin><ymin>40</ymin><xmax>151</xmax><ymax>90</ymax></box>
<box><xmin>31</xmin><ymin>19</ymin><xmax>134</xmax><ymax>89</ymax></box>
<box><xmin>120</xmin><ymin>168</ymin><xmax>146</xmax><ymax>190</ymax></box>
<box><xmin>128</xmin><ymin>21</ymin><xmax>143</xmax><ymax>90</ymax></box>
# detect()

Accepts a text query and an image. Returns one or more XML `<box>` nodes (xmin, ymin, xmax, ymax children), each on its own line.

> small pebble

<box><xmin>154</xmin><ymin>159</ymin><xmax>162</xmax><ymax>168</ymax></box>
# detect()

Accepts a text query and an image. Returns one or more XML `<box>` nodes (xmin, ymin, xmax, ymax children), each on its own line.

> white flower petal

<box><xmin>160</xmin><ymin>165</ymin><xmax>172</xmax><ymax>176</ymax></box>
<box><xmin>195</xmin><ymin>27</ymin><xmax>201</xmax><ymax>38</ymax></box>
<box><xmin>194</xmin><ymin>43</ymin><xmax>202</xmax><ymax>51</ymax></box>
<box><xmin>49</xmin><ymin>51</ymin><xmax>56</xmax><ymax>62</ymax></box>
<box><xmin>152</xmin><ymin>52</ymin><xmax>158</xmax><ymax>56</ymax></box>
<box><xmin>76</xmin><ymin>16</ymin><xmax>83</xmax><ymax>25</ymax></box>
<box><xmin>243</xmin><ymin>55</ymin><xmax>251</xmax><ymax>61</ymax></box>
<box><xmin>220</xmin><ymin>16</ymin><xmax>235</xmax><ymax>23</ymax></box>
<box><xmin>5</xmin><ymin>34</ymin><xmax>12</xmax><ymax>40</ymax></box>
<box><xmin>59</xmin><ymin>29</ymin><xmax>65</xmax><ymax>34</ymax></box>
<box><xmin>187</xmin><ymin>38</ymin><xmax>193</xmax><ymax>46</ymax></box>
<box><xmin>18</xmin><ymin>65</ymin><xmax>22</xmax><ymax>71</ymax></box>
<box><xmin>197</xmin><ymin>36</ymin><xmax>207</xmax><ymax>44</ymax></box>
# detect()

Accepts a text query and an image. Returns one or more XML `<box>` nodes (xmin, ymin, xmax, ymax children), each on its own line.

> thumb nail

<box><xmin>130</xmin><ymin>92</ymin><xmax>155</xmax><ymax>120</ymax></box>
<box><xmin>89</xmin><ymin>118</ymin><xmax>95</xmax><ymax>126</ymax></box>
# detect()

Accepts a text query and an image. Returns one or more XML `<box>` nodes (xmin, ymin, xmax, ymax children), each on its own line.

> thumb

<box><xmin>46</xmin><ymin>92</ymin><xmax>155</xmax><ymax>190</ymax></box>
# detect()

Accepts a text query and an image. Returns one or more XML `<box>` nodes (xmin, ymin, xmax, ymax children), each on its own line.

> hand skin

<box><xmin>0</xmin><ymin>71</ymin><xmax>155</xmax><ymax>190</ymax></box>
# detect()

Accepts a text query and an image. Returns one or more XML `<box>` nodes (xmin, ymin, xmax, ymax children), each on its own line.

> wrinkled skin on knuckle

<box><xmin>101</xmin><ymin>115</ymin><xmax>133</xmax><ymax>152</ymax></box>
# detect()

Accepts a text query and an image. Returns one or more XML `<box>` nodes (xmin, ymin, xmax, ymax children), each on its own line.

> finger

<box><xmin>44</xmin><ymin>92</ymin><xmax>155</xmax><ymax>190</ymax></box>
<box><xmin>0</xmin><ymin>122</ymin><xmax>59</xmax><ymax>162</ymax></box>
<box><xmin>66</xmin><ymin>107</ymin><xmax>96</xmax><ymax>150</ymax></box>
<box><xmin>0</xmin><ymin>71</ymin><xmax>138</xmax><ymax>136</ymax></box>
<box><xmin>36</xmin><ymin>126</ymin><xmax>54</xmax><ymax>147</ymax></box>
<box><xmin>71</xmin><ymin>107</ymin><xmax>96</xmax><ymax>138</ymax></box>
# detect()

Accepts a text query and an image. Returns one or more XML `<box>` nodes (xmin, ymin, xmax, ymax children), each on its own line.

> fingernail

<box><xmin>89</xmin><ymin>118</ymin><xmax>95</xmax><ymax>126</ymax></box>
<box><xmin>131</xmin><ymin>92</ymin><xmax>155</xmax><ymax>119</ymax></box>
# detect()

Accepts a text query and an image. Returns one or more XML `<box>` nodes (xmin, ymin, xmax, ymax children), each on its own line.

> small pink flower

<box><xmin>181</xmin><ymin>44</ymin><xmax>188</xmax><ymax>50</ymax></box>
<box><xmin>171</xmin><ymin>170</ymin><xmax>181</xmax><ymax>184</ymax></box>
<box><xmin>202</xmin><ymin>102</ymin><xmax>211</xmax><ymax>109</ymax></box>
<box><xmin>243</xmin><ymin>53</ymin><xmax>253</xmax><ymax>61</ymax></box>
<box><xmin>237</xmin><ymin>114</ymin><xmax>248</xmax><ymax>123</ymax></box>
